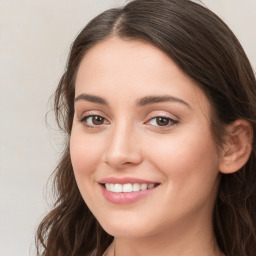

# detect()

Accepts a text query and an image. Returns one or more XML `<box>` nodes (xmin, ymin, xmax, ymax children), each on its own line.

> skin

<box><xmin>70</xmin><ymin>37</ymin><xmax>224</xmax><ymax>256</ymax></box>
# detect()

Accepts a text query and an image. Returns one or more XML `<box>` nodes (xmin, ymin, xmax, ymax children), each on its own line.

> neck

<box><xmin>112</xmin><ymin>215</ymin><xmax>222</xmax><ymax>256</ymax></box>
<box><xmin>113</xmin><ymin>235</ymin><xmax>221</xmax><ymax>256</ymax></box>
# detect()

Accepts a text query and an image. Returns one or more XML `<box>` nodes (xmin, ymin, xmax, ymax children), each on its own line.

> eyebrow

<box><xmin>137</xmin><ymin>95</ymin><xmax>191</xmax><ymax>109</ymax></box>
<box><xmin>74</xmin><ymin>93</ymin><xmax>191</xmax><ymax>109</ymax></box>
<box><xmin>74</xmin><ymin>94</ymin><xmax>108</xmax><ymax>105</ymax></box>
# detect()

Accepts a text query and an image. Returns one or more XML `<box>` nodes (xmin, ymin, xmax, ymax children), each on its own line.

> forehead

<box><xmin>75</xmin><ymin>37</ymin><xmax>210</xmax><ymax>115</ymax></box>
<box><xmin>76</xmin><ymin>37</ymin><xmax>189</xmax><ymax>85</ymax></box>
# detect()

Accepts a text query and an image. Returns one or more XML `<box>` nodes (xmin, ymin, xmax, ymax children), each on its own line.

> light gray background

<box><xmin>0</xmin><ymin>1</ymin><xmax>255</xmax><ymax>255</ymax></box>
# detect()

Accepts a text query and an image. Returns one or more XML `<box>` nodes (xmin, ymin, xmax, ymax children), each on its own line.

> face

<box><xmin>70</xmin><ymin>37</ymin><xmax>221</xmax><ymax>239</ymax></box>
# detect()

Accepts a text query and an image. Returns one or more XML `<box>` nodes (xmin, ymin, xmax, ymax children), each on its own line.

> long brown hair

<box><xmin>36</xmin><ymin>0</ymin><xmax>256</xmax><ymax>255</ymax></box>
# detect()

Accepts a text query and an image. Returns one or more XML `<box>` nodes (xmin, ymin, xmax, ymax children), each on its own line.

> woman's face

<box><xmin>70</xmin><ymin>38</ymin><xmax>221</xmax><ymax>238</ymax></box>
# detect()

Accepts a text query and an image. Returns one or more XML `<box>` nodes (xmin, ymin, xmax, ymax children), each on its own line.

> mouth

<box><xmin>100</xmin><ymin>183</ymin><xmax>160</xmax><ymax>193</ymax></box>
<box><xmin>98</xmin><ymin>177</ymin><xmax>160</xmax><ymax>204</ymax></box>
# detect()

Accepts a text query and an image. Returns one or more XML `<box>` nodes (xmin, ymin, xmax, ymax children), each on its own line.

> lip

<box><xmin>98</xmin><ymin>176</ymin><xmax>159</xmax><ymax>185</ymax></box>
<box><xmin>98</xmin><ymin>177</ymin><xmax>160</xmax><ymax>204</ymax></box>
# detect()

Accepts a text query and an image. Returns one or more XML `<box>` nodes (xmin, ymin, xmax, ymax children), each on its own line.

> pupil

<box><xmin>93</xmin><ymin>116</ymin><xmax>103</xmax><ymax>125</ymax></box>
<box><xmin>156</xmin><ymin>117</ymin><xmax>169</xmax><ymax>126</ymax></box>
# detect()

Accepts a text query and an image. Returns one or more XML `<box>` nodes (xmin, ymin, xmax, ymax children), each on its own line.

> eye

<box><xmin>80</xmin><ymin>115</ymin><xmax>108</xmax><ymax>126</ymax></box>
<box><xmin>147</xmin><ymin>116</ymin><xmax>178</xmax><ymax>127</ymax></box>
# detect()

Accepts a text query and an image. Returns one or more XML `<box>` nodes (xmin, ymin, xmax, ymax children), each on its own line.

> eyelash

<box><xmin>80</xmin><ymin>115</ymin><xmax>109</xmax><ymax>129</ymax></box>
<box><xmin>79</xmin><ymin>114</ymin><xmax>178</xmax><ymax>129</ymax></box>
<box><xmin>146</xmin><ymin>116</ymin><xmax>178</xmax><ymax>128</ymax></box>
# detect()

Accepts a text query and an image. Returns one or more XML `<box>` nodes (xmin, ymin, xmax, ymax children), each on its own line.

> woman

<box><xmin>36</xmin><ymin>0</ymin><xmax>256</xmax><ymax>255</ymax></box>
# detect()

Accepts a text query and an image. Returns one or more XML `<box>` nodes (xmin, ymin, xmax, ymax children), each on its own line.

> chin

<box><xmin>104</xmin><ymin>226</ymin><xmax>150</xmax><ymax>239</ymax></box>
<box><xmin>98</xmin><ymin>215</ymin><xmax>157</xmax><ymax>238</ymax></box>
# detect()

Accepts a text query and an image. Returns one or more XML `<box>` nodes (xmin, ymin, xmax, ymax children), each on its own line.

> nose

<box><xmin>103</xmin><ymin>123</ymin><xmax>143</xmax><ymax>169</ymax></box>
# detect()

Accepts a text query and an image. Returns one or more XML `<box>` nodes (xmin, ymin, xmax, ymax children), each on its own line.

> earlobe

<box><xmin>219</xmin><ymin>119</ymin><xmax>253</xmax><ymax>174</ymax></box>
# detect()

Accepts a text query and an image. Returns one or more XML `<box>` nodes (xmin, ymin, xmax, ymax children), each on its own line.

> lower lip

<box><xmin>100</xmin><ymin>185</ymin><xmax>158</xmax><ymax>204</ymax></box>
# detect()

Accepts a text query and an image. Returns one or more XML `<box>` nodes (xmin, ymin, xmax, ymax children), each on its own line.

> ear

<box><xmin>219</xmin><ymin>119</ymin><xmax>253</xmax><ymax>174</ymax></box>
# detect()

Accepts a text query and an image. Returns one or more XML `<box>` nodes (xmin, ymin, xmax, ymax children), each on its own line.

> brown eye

<box><xmin>81</xmin><ymin>115</ymin><xmax>106</xmax><ymax>126</ymax></box>
<box><xmin>147</xmin><ymin>116</ymin><xmax>178</xmax><ymax>127</ymax></box>
<box><xmin>91</xmin><ymin>116</ymin><xmax>104</xmax><ymax>125</ymax></box>
<box><xmin>156</xmin><ymin>117</ymin><xmax>171</xmax><ymax>126</ymax></box>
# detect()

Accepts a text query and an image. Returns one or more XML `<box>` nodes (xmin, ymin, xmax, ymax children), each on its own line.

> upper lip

<box><xmin>98</xmin><ymin>177</ymin><xmax>160</xmax><ymax>185</ymax></box>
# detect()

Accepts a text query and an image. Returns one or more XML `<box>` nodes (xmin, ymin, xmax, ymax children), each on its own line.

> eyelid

<box><xmin>78</xmin><ymin>110</ymin><xmax>111</xmax><ymax>128</ymax></box>
<box><xmin>144</xmin><ymin>111</ymin><xmax>179</xmax><ymax>128</ymax></box>
<box><xmin>146</xmin><ymin>116</ymin><xmax>178</xmax><ymax>126</ymax></box>
<box><xmin>145</xmin><ymin>111</ymin><xmax>178</xmax><ymax>121</ymax></box>
<box><xmin>79</xmin><ymin>110</ymin><xmax>109</xmax><ymax>120</ymax></box>
<box><xmin>80</xmin><ymin>115</ymin><xmax>108</xmax><ymax>123</ymax></box>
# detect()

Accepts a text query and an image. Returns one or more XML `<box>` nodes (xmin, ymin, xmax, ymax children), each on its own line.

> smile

<box><xmin>105</xmin><ymin>183</ymin><xmax>157</xmax><ymax>193</ymax></box>
<box><xmin>98</xmin><ymin>178</ymin><xmax>160</xmax><ymax>204</ymax></box>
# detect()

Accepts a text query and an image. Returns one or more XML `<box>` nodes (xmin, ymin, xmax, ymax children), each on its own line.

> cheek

<box><xmin>70</xmin><ymin>131</ymin><xmax>105</xmax><ymax>180</ymax></box>
<box><xmin>145</xmin><ymin>127</ymin><xmax>220</xmax><ymax>193</ymax></box>
<box><xmin>144</xmin><ymin>131</ymin><xmax>220</xmax><ymax>223</ymax></box>
<box><xmin>69</xmin><ymin>130</ymin><xmax>107</xmax><ymax>210</ymax></box>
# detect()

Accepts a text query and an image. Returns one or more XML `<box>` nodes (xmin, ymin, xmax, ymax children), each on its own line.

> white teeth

<box><xmin>114</xmin><ymin>184</ymin><xmax>123</xmax><ymax>193</ymax></box>
<box><xmin>105</xmin><ymin>183</ymin><xmax>157</xmax><ymax>193</ymax></box>
<box><xmin>140</xmin><ymin>183</ymin><xmax>147</xmax><ymax>191</ymax></box>
<box><xmin>105</xmin><ymin>183</ymin><xmax>111</xmax><ymax>191</ymax></box>
<box><xmin>123</xmin><ymin>183</ymin><xmax>133</xmax><ymax>192</ymax></box>
<box><xmin>148</xmin><ymin>183</ymin><xmax>154</xmax><ymax>189</ymax></box>
<box><xmin>132</xmin><ymin>183</ymin><xmax>140</xmax><ymax>192</ymax></box>
<box><xmin>110</xmin><ymin>183</ymin><xmax>115</xmax><ymax>192</ymax></box>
